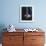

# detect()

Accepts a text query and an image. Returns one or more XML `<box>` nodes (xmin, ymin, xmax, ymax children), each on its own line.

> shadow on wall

<box><xmin>0</xmin><ymin>24</ymin><xmax>7</xmax><ymax>43</ymax></box>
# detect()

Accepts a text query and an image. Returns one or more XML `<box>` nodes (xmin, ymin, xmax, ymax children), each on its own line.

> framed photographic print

<box><xmin>20</xmin><ymin>5</ymin><xmax>34</xmax><ymax>22</ymax></box>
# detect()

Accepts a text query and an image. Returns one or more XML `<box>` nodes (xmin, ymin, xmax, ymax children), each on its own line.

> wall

<box><xmin>0</xmin><ymin>0</ymin><xmax>46</xmax><ymax>43</ymax></box>
<box><xmin>0</xmin><ymin>0</ymin><xmax>46</xmax><ymax>29</ymax></box>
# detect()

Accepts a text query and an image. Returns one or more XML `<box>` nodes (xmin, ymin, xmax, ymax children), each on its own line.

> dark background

<box><xmin>22</xmin><ymin>7</ymin><xmax>32</xmax><ymax>20</ymax></box>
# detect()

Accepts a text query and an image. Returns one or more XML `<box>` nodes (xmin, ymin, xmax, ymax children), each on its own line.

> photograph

<box><xmin>20</xmin><ymin>5</ymin><xmax>34</xmax><ymax>22</ymax></box>
<box><xmin>22</xmin><ymin>7</ymin><xmax>32</xmax><ymax>20</ymax></box>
